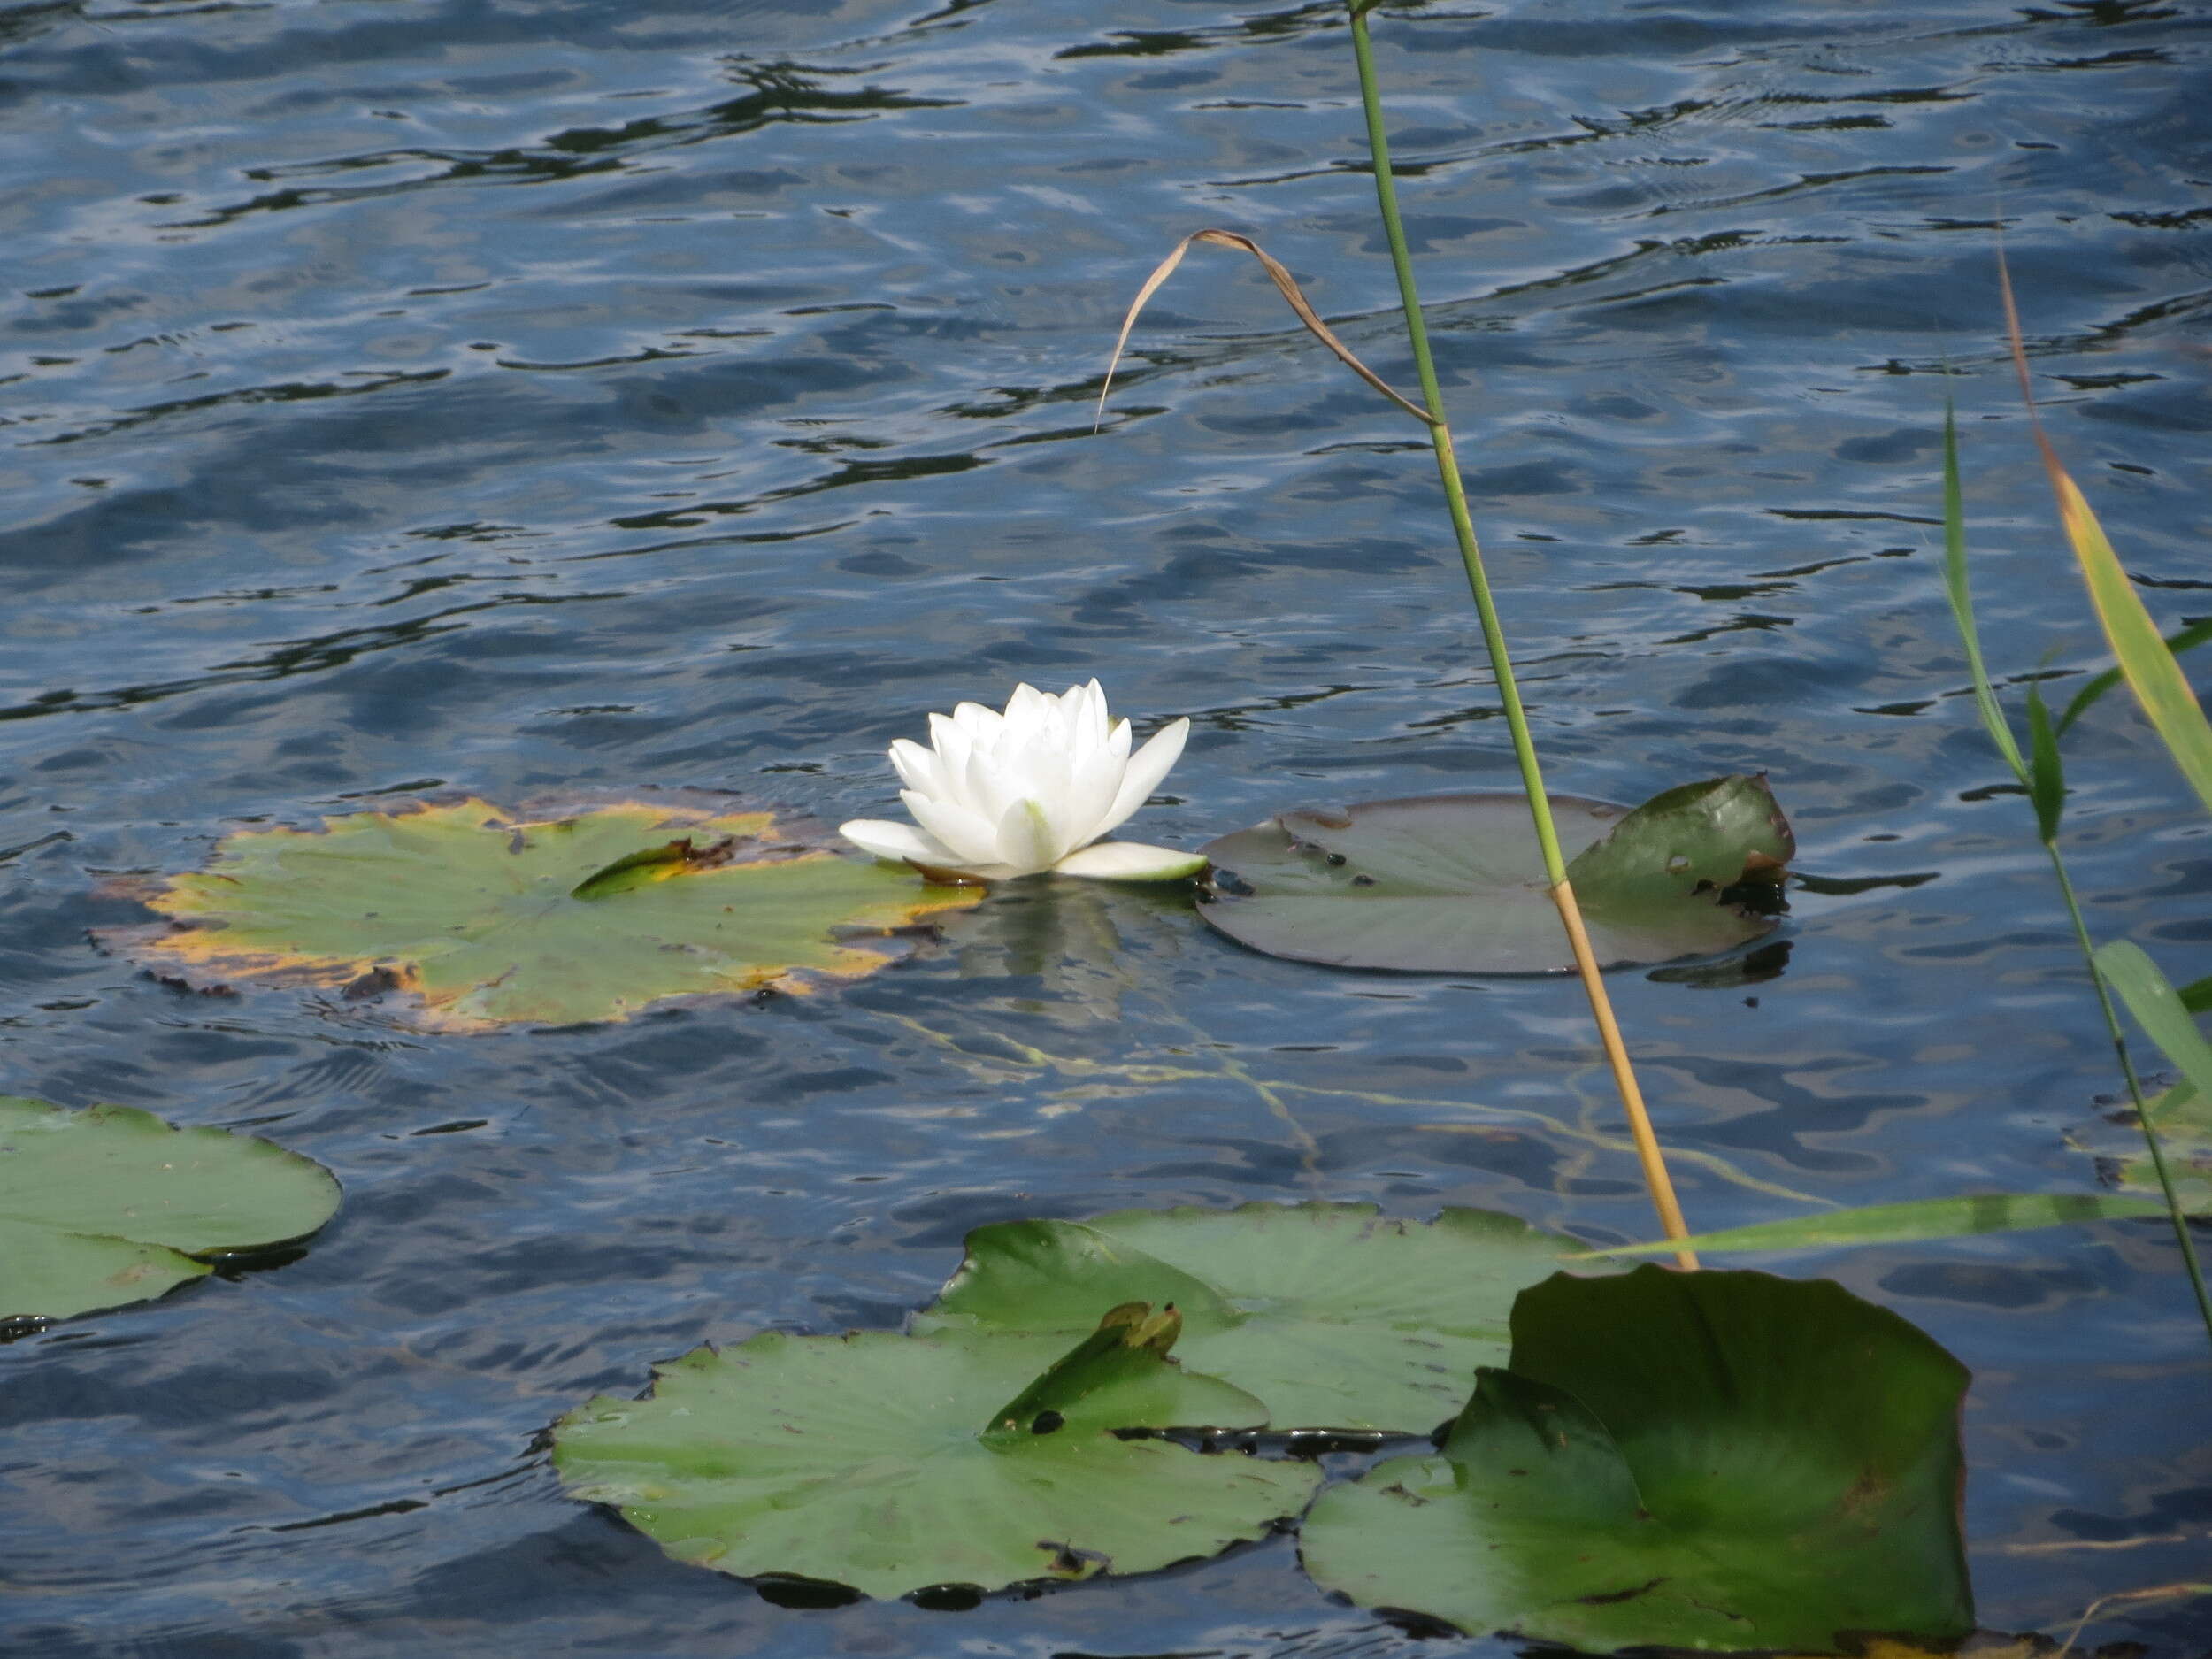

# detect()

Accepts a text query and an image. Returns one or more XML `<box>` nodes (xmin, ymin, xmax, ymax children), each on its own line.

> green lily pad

<box><xmin>0</xmin><ymin>1096</ymin><xmax>341</xmax><ymax>1324</ymax></box>
<box><xmin>1196</xmin><ymin>775</ymin><xmax>1792</xmax><ymax>973</ymax></box>
<box><xmin>550</xmin><ymin>1303</ymin><xmax>1321</xmax><ymax>1600</ymax></box>
<box><xmin>1300</xmin><ymin>1266</ymin><xmax>1973</xmax><ymax>1653</ymax></box>
<box><xmin>913</xmin><ymin>1202</ymin><xmax>1594</xmax><ymax>1432</ymax></box>
<box><xmin>119</xmin><ymin>797</ymin><xmax>981</xmax><ymax>1031</ymax></box>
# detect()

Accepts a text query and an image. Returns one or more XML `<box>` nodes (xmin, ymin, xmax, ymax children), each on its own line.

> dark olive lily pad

<box><xmin>914</xmin><ymin>1202</ymin><xmax>1594</xmax><ymax>1432</ymax></box>
<box><xmin>1196</xmin><ymin>775</ymin><xmax>1792</xmax><ymax>972</ymax></box>
<box><xmin>1</xmin><ymin>1096</ymin><xmax>341</xmax><ymax>1324</ymax></box>
<box><xmin>549</xmin><ymin>1303</ymin><xmax>1321</xmax><ymax>1601</ymax></box>
<box><xmin>119</xmin><ymin>798</ymin><xmax>981</xmax><ymax>1031</ymax></box>
<box><xmin>1300</xmin><ymin>1266</ymin><xmax>1973</xmax><ymax>1653</ymax></box>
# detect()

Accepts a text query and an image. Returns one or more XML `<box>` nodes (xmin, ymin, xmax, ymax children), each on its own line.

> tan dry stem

<box><xmin>1549</xmin><ymin>879</ymin><xmax>1697</xmax><ymax>1270</ymax></box>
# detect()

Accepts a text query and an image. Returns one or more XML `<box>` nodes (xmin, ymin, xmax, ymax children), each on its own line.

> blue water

<box><xmin>4</xmin><ymin>0</ymin><xmax>2210</xmax><ymax>1651</ymax></box>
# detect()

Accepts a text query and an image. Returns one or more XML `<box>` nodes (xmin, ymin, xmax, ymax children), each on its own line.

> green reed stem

<box><xmin>1347</xmin><ymin>4</ymin><xmax>1695</xmax><ymax>1265</ymax></box>
<box><xmin>1348</xmin><ymin>9</ymin><xmax>1554</xmax><ymax>868</ymax></box>
<box><xmin>1940</xmin><ymin>403</ymin><xmax>2212</xmax><ymax>1348</ymax></box>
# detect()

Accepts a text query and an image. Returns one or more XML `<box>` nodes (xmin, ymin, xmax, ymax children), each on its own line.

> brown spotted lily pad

<box><xmin>117</xmin><ymin>798</ymin><xmax>980</xmax><ymax>1031</ymax></box>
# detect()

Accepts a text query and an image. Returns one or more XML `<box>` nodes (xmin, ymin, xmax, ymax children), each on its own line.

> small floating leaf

<box><xmin>0</xmin><ymin>1095</ymin><xmax>340</xmax><ymax>1324</ymax></box>
<box><xmin>549</xmin><ymin>1305</ymin><xmax>1319</xmax><ymax>1601</ymax></box>
<box><xmin>915</xmin><ymin>1202</ymin><xmax>1595</xmax><ymax>1432</ymax></box>
<box><xmin>1301</xmin><ymin>1267</ymin><xmax>1973</xmax><ymax>1652</ymax></box>
<box><xmin>119</xmin><ymin>798</ymin><xmax>980</xmax><ymax>1031</ymax></box>
<box><xmin>1196</xmin><ymin>777</ymin><xmax>1792</xmax><ymax>973</ymax></box>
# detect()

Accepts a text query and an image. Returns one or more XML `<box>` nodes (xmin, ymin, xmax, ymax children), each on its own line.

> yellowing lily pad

<box><xmin>1</xmin><ymin>1095</ymin><xmax>340</xmax><ymax>1325</ymax></box>
<box><xmin>121</xmin><ymin>798</ymin><xmax>980</xmax><ymax>1031</ymax></box>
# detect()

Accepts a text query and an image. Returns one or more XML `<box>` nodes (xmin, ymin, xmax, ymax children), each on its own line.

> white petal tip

<box><xmin>838</xmin><ymin>819</ymin><xmax>955</xmax><ymax>868</ymax></box>
<box><xmin>1051</xmin><ymin>842</ymin><xmax>1208</xmax><ymax>882</ymax></box>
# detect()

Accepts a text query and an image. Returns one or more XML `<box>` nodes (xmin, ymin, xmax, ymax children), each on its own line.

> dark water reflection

<box><xmin>4</xmin><ymin>0</ymin><xmax>2210</xmax><ymax>1650</ymax></box>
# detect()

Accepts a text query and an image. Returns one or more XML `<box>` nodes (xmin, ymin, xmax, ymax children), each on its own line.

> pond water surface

<box><xmin>4</xmin><ymin>0</ymin><xmax>2210</xmax><ymax>1652</ymax></box>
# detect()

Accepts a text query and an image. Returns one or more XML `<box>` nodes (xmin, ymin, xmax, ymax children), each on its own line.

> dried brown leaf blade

<box><xmin>1097</xmin><ymin>229</ymin><xmax>1434</xmax><ymax>430</ymax></box>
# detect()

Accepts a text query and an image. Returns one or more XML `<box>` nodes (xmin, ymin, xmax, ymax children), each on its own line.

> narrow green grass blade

<box><xmin>1576</xmin><ymin>1193</ymin><xmax>2181</xmax><ymax>1259</ymax></box>
<box><xmin>2057</xmin><ymin>618</ymin><xmax>2212</xmax><ymax>739</ymax></box>
<box><xmin>1998</xmin><ymin>251</ymin><xmax>2212</xmax><ymax>815</ymax></box>
<box><xmin>2095</xmin><ymin>941</ymin><xmax>2212</xmax><ymax>1108</ymax></box>
<box><xmin>2181</xmin><ymin>975</ymin><xmax>2212</xmax><ymax>1016</ymax></box>
<box><xmin>2046</xmin><ymin>463</ymin><xmax>2212</xmax><ymax>817</ymax></box>
<box><xmin>1993</xmin><ymin>253</ymin><xmax>2212</xmax><ymax>1350</ymax></box>
<box><xmin>1939</xmin><ymin>403</ymin><xmax>2028</xmax><ymax>783</ymax></box>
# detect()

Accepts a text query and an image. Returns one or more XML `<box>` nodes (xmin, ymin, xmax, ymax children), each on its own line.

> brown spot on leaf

<box><xmin>1036</xmin><ymin>1540</ymin><xmax>1110</xmax><ymax>1578</ymax></box>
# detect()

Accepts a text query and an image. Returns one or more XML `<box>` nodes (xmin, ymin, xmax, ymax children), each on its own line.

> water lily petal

<box><xmin>993</xmin><ymin>797</ymin><xmax>1064</xmax><ymax>875</ymax></box>
<box><xmin>838</xmin><ymin>819</ymin><xmax>962</xmax><ymax>867</ymax></box>
<box><xmin>1037</xmin><ymin>687</ymin><xmax>1073</xmax><ymax>755</ymax></box>
<box><xmin>927</xmin><ymin>712</ymin><xmax>976</xmax><ymax>794</ymax></box>
<box><xmin>1060</xmin><ymin>682</ymin><xmax>1093</xmax><ymax>746</ymax></box>
<box><xmin>1021</xmin><ymin>723</ymin><xmax>1079</xmax><ymax>844</ymax></box>
<box><xmin>902</xmin><ymin>789</ymin><xmax>1002</xmax><ymax>867</ymax></box>
<box><xmin>949</xmin><ymin>701</ymin><xmax>1002</xmax><ymax>742</ymax></box>
<box><xmin>887</xmin><ymin>738</ymin><xmax>949</xmax><ymax>799</ymax></box>
<box><xmin>1053</xmin><ymin>841</ymin><xmax>1208</xmax><ymax>882</ymax></box>
<box><xmin>962</xmin><ymin>741</ymin><xmax>1019</xmax><ymax>833</ymax></box>
<box><xmin>1059</xmin><ymin>740</ymin><xmax>1127</xmax><ymax>850</ymax></box>
<box><xmin>1077</xmin><ymin>680</ymin><xmax>1110</xmax><ymax>749</ymax></box>
<box><xmin>1094</xmin><ymin>716</ymin><xmax>1189</xmax><ymax>838</ymax></box>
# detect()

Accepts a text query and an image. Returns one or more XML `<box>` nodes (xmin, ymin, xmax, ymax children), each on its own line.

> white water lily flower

<box><xmin>840</xmin><ymin>680</ymin><xmax>1203</xmax><ymax>882</ymax></box>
